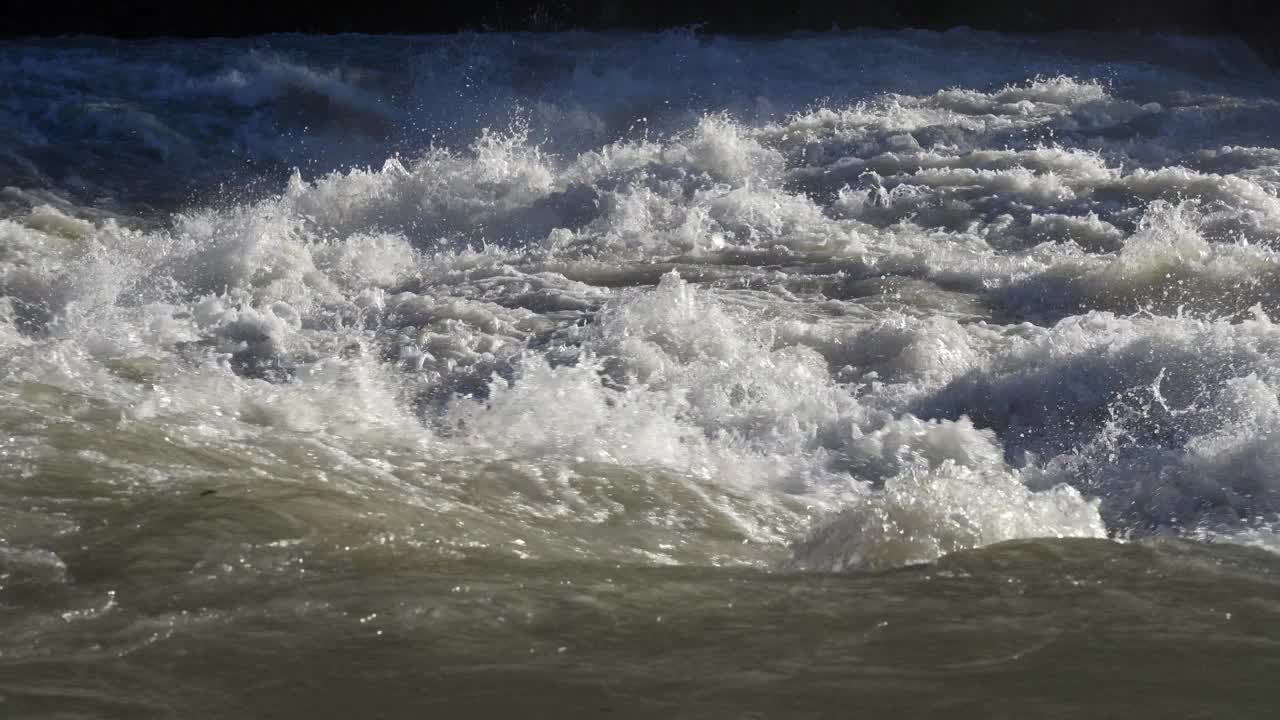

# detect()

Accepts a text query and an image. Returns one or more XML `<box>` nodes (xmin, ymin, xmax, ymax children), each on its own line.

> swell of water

<box><xmin>4</xmin><ymin>32</ymin><xmax>1280</xmax><ymax>713</ymax></box>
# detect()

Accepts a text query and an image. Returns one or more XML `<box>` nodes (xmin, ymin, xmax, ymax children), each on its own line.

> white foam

<box><xmin>4</xmin><ymin>31</ymin><xmax>1280</xmax><ymax>571</ymax></box>
<box><xmin>789</xmin><ymin>459</ymin><xmax>1105</xmax><ymax>572</ymax></box>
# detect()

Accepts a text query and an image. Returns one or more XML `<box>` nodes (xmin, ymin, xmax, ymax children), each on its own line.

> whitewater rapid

<box><xmin>3</xmin><ymin>30</ymin><xmax>1280</xmax><ymax>575</ymax></box>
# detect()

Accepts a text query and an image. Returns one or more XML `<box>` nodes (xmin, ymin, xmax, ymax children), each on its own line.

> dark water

<box><xmin>5</xmin><ymin>537</ymin><xmax>1280</xmax><ymax>718</ymax></box>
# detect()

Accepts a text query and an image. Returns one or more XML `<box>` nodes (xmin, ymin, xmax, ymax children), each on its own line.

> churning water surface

<box><xmin>2</xmin><ymin>29</ymin><xmax>1280</xmax><ymax>718</ymax></box>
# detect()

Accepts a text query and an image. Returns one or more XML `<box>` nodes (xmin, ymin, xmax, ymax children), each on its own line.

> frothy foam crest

<box><xmin>444</xmin><ymin>273</ymin><xmax>862</xmax><ymax>493</ymax></box>
<box><xmin>924</xmin><ymin>307</ymin><xmax>1280</xmax><ymax>531</ymax></box>
<box><xmin>1004</xmin><ymin>201</ymin><xmax>1280</xmax><ymax>321</ymax></box>
<box><xmin>438</xmin><ymin>270</ymin><xmax>1110</xmax><ymax>567</ymax></box>
<box><xmin>280</xmin><ymin>130</ymin><xmax>558</xmax><ymax>248</ymax></box>
<box><xmin>789</xmin><ymin>457</ymin><xmax>1106</xmax><ymax>572</ymax></box>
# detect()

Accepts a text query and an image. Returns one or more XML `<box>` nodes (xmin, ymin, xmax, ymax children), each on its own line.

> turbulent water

<box><xmin>3</xmin><ymin>29</ymin><xmax>1280</xmax><ymax>717</ymax></box>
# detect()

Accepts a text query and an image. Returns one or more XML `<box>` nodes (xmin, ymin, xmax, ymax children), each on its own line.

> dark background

<box><xmin>3</xmin><ymin>1</ymin><xmax>1278</xmax><ymax>63</ymax></box>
